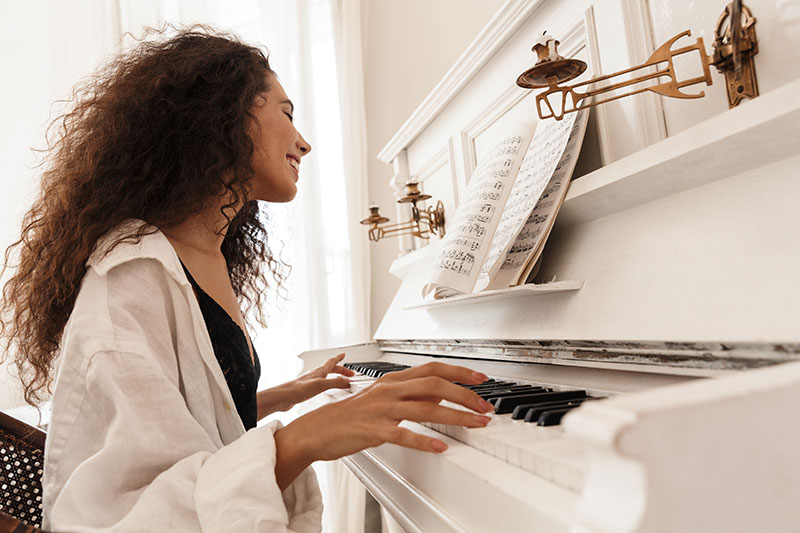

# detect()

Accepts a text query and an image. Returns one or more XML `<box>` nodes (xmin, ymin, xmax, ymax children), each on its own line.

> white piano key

<box><xmin>340</xmin><ymin>369</ymin><xmax>588</xmax><ymax>492</ymax></box>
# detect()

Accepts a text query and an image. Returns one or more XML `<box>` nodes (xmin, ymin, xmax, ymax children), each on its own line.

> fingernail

<box><xmin>472</xmin><ymin>371</ymin><xmax>488</xmax><ymax>382</ymax></box>
<box><xmin>472</xmin><ymin>414</ymin><xmax>490</xmax><ymax>425</ymax></box>
<box><xmin>478</xmin><ymin>399</ymin><xmax>494</xmax><ymax>412</ymax></box>
<box><xmin>431</xmin><ymin>440</ymin><xmax>448</xmax><ymax>452</ymax></box>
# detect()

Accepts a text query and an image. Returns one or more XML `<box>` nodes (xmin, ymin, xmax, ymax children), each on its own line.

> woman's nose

<box><xmin>297</xmin><ymin>133</ymin><xmax>311</xmax><ymax>156</ymax></box>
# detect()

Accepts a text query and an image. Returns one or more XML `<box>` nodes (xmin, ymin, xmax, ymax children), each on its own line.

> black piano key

<box><xmin>494</xmin><ymin>390</ymin><xmax>587</xmax><ymax>414</ymax></box>
<box><xmin>457</xmin><ymin>379</ymin><xmax>497</xmax><ymax>388</ymax></box>
<box><xmin>493</xmin><ymin>390</ymin><xmax>585</xmax><ymax>414</ymax></box>
<box><xmin>485</xmin><ymin>390</ymin><xmax>551</xmax><ymax>405</ymax></box>
<box><xmin>488</xmin><ymin>393</ymin><xmax>543</xmax><ymax>407</ymax></box>
<box><xmin>346</xmin><ymin>361</ymin><xmax>409</xmax><ymax>377</ymax></box>
<box><xmin>467</xmin><ymin>382</ymin><xmax>517</xmax><ymax>392</ymax></box>
<box><xmin>469</xmin><ymin>385</ymin><xmax>517</xmax><ymax>394</ymax></box>
<box><xmin>512</xmin><ymin>398</ymin><xmax>585</xmax><ymax>420</ymax></box>
<box><xmin>537</xmin><ymin>408</ymin><xmax>572</xmax><ymax>426</ymax></box>
<box><xmin>469</xmin><ymin>381</ymin><xmax>515</xmax><ymax>389</ymax></box>
<box><xmin>521</xmin><ymin>400</ymin><xmax>586</xmax><ymax>422</ymax></box>
<box><xmin>475</xmin><ymin>384</ymin><xmax>533</xmax><ymax>395</ymax></box>
<box><xmin>481</xmin><ymin>387</ymin><xmax>549</xmax><ymax>402</ymax></box>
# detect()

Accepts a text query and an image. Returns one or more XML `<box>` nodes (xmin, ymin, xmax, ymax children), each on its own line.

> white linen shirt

<box><xmin>42</xmin><ymin>223</ymin><xmax>323</xmax><ymax>532</ymax></box>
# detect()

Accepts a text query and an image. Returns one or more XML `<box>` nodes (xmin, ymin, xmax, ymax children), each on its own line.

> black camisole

<box><xmin>181</xmin><ymin>262</ymin><xmax>261</xmax><ymax>430</ymax></box>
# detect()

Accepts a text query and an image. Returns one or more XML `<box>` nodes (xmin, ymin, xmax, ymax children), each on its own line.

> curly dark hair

<box><xmin>1</xmin><ymin>27</ymin><xmax>289</xmax><ymax>406</ymax></box>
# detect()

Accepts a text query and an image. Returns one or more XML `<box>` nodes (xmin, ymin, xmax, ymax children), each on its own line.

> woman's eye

<box><xmin>284</xmin><ymin>112</ymin><xmax>294</xmax><ymax>122</ymax></box>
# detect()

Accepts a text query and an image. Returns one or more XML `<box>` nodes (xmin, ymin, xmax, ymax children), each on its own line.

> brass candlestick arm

<box><xmin>360</xmin><ymin>182</ymin><xmax>446</xmax><ymax>243</ymax></box>
<box><xmin>516</xmin><ymin>1</ymin><xmax>758</xmax><ymax>120</ymax></box>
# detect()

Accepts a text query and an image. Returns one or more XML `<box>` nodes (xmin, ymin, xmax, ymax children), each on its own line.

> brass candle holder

<box><xmin>516</xmin><ymin>0</ymin><xmax>759</xmax><ymax>120</ymax></box>
<box><xmin>361</xmin><ymin>182</ymin><xmax>446</xmax><ymax>243</ymax></box>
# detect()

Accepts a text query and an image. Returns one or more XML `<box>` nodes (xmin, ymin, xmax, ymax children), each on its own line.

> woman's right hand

<box><xmin>274</xmin><ymin>362</ymin><xmax>493</xmax><ymax>489</ymax></box>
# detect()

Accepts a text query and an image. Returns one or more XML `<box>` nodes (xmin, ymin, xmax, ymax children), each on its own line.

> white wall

<box><xmin>361</xmin><ymin>0</ymin><xmax>505</xmax><ymax>334</ymax></box>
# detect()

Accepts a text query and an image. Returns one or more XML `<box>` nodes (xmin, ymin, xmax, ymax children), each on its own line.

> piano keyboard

<box><xmin>342</xmin><ymin>361</ymin><xmax>598</xmax><ymax>492</ymax></box>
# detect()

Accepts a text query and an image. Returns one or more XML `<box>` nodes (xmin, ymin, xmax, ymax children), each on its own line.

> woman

<box><xmin>0</xmin><ymin>28</ymin><xmax>493</xmax><ymax>531</ymax></box>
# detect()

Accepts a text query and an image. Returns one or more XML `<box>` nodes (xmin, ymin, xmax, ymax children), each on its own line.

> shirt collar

<box><xmin>86</xmin><ymin>219</ymin><xmax>189</xmax><ymax>287</ymax></box>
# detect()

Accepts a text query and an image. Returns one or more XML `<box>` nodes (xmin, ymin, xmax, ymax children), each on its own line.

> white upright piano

<box><xmin>301</xmin><ymin>1</ymin><xmax>800</xmax><ymax>531</ymax></box>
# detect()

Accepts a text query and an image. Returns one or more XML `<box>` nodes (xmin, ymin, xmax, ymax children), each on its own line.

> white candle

<box><xmin>535</xmin><ymin>31</ymin><xmax>560</xmax><ymax>61</ymax></box>
<box><xmin>535</xmin><ymin>31</ymin><xmax>554</xmax><ymax>47</ymax></box>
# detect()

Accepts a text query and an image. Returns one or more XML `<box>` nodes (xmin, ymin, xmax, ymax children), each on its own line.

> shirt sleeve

<box><xmin>45</xmin><ymin>349</ymin><xmax>323</xmax><ymax>532</ymax></box>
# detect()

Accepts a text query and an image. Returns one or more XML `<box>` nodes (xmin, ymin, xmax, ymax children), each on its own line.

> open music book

<box><xmin>422</xmin><ymin>109</ymin><xmax>589</xmax><ymax>299</ymax></box>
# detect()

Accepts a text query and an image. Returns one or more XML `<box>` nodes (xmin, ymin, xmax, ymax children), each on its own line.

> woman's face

<box><xmin>248</xmin><ymin>77</ymin><xmax>311</xmax><ymax>203</ymax></box>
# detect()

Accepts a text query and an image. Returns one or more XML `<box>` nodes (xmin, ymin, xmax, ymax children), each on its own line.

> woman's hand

<box><xmin>274</xmin><ymin>361</ymin><xmax>493</xmax><ymax>489</ymax></box>
<box><xmin>292</xmin><ymin>352</ymin><xmax>355</xmax><ymax>398</ymax></box>
<box><xmin>257</xmin><ymin>353</ymin><xmax>354</xmax><ymax>419</ymax></box>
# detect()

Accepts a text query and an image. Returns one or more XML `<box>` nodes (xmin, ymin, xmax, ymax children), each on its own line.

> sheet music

<box><xmin>422</xmin><ymin>124</ymin><xmax>534</xmax><ymax>297</ymax></box>
<box><xmin>488</xmin><ymin>109</ymin><xmax>589</xmax><ymax>290</ymax></box>
<box><xmin>473</xmin><ymin>112</ymin><xmax>582</xmax><ymax>292</ymax></box>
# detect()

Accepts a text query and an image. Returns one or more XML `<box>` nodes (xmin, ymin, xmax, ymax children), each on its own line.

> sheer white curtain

<box><xmin>0</xmin><ymin>1</ymin><xmax>125</xmax><ymax>409</ymax></box>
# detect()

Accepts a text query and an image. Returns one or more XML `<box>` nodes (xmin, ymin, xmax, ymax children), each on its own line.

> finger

<box><xmin>390</xmin><ymin>401</ymin><xmax>490</xmax><ymax>427</ymax></box>
<box><xmin>324</xmin><ymin>353</ymin><xmax>346</xmax><ymax>369</ymax></box>
<box><xmin>382</xmin><ymin>377</ymin><xmax>494</xmax><ymax>413</ymax></box>
<box><xmin>332</xmin><ymin>364</ymin><xmax>355</xmax><ymax>377</ymax></box>
<box><xmin>322</xmin><ymin>376</ymin><xmax>351</xmax><ymax>390</ymax></box>
<box><xmin>381</xmin><ymin>425</ymin><xmax>449</xmax><ymax>454</ymax></box>
<box><xmin>380</xmin><ymin>361</ymin><xmax>487</xmax><ymax>386</ymax></box>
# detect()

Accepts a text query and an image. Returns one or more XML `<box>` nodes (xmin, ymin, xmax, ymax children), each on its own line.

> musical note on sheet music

<box><xmin>453</xmin><ymin>237</ymin><xmax>481</xmax><ymax>252</ymax></box>
<box><xmin>474</xmin><ymin>109</ymin><xmax>589</xmax><ymax>291</ymax></box>
<box><xmin>502</xmin><ymin>112</ymin><xmax>589</xmax><ymax>285</ymax></box>
<box><xmin>422</xmin><ymin>126</ymin><xmax>535</xmax><ymax>297</ymax></box>
<box><xmin>473</xmin><ymin>111</ymin><xmax>580</xmax><ymax>288</ymax></box>
<box><xmin>436</xmin><ymin>248</ymin><xmax>476</xmax><ymax>276</ymax></box>
<box><xmin>460</xmin><ymin>223</ymin><xmax>486</xmax><ymax>238</ymax></box>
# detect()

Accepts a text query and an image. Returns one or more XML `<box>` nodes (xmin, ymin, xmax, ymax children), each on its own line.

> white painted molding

<box><xmin>581</xmin><ymin>7</ymin><xmax>613</xmax><ymax>165</ymax></box>
<box><xmin>447</xmin><ymin>138</ymin><xmax>461</xmax><ymax>206</ymax></box>
<box><xmin>376</xmin><ymin>0</ymin><xmax>546</xmax><ymax>163</ymax></box>
<box><xmin>410</xmin><ymin>146</ymin><xmax>450</xmax><ymax>185</ymax></box>
<box><xmin>413</xmin><ymin>146</ymin><xmax>451</xmax><ymax>251</ymax></box>
<box><xmin>459</xmin><ymin>84</ymin><xmax>529</xmax><ymax>182</ymax></box>
<box><xmin>391</xmin><ymin>151</ymin><xmax>415</xmax><ymax>253</ymax></box>
<box><xmin>391</xmin><ymin>151</ymin><xmax>410</xmax><ymax>199</ymax></box>
<box><xmin>621</xmin><ymin>0</ymin><xmax>668</xmax><ymax>148</ymax></box>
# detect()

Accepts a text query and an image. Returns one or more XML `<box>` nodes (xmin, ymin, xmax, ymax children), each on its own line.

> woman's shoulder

<box><xmin>87</xmin><ymin>219</ymin><xmax>186</xmax><ymax>285</ymax></box>
<box><xmin>65</xmin><ymin>220</ymin><xmax>193</xmax><ymax>352</ymax></box>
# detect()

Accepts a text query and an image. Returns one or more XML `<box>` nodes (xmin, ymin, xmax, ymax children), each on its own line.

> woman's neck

<box><xmin>160</xmin><ymin>204</ymin><xmax>236</xmax><ymax>257</ymax></box>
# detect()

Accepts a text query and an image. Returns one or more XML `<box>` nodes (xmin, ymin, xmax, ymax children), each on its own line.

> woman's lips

<box><xmin>287</xmin><ymin>157</ymin><xmax>300</xmax><ymax>181</ymax></box>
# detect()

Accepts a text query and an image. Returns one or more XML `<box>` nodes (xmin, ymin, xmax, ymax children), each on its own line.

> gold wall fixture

<box><xmin>361</xmin><ymin>182</ymin><xmax>446</xmax><ymax>243</ymax></box>
<box><xmin>516</xmin><ymin>0</ymin><xmax>758</xmax><ymax>120</ymax></box>
<box><xmin>712</xmin><ymin>1</ymin><xmax>759</xmax><ymax>107</ymax></box>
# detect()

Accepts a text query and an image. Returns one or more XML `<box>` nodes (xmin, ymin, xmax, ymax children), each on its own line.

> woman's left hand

<box><xmin>291</xmin><ymin>352</ymin><xmax>354</xmax><ymax>401</ymax></box>
<box><xmin>257</xmin><ymin>353</ymin><xmax>354</xmax><ymax>419</ymax></box>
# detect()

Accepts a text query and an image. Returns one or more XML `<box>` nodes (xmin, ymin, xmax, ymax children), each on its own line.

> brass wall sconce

<box><xmin>517</xmin><ymin>0</ymin><xmax>759</xmax><ymax>120</ymax></box>
<box><xmin>361</xmin><ymin>182</ymin><xmax>446</xmax><ymax>243</ymax></box>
